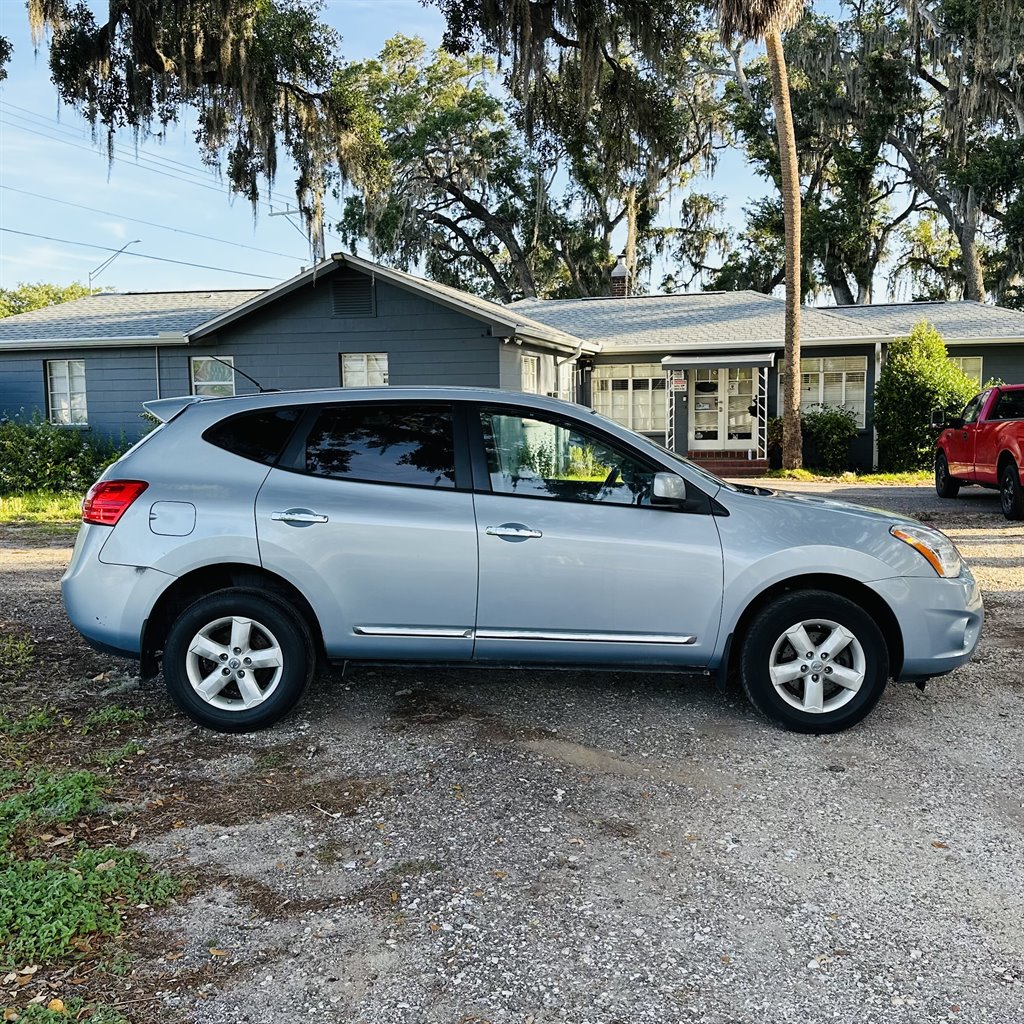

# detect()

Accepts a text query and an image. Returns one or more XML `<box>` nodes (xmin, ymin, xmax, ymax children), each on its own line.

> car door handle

<box><xmin>271</xmin><ymin>509</ymin><xmax>329</xmax><ymax>525</ymax></box>
<box><xmin>485</xmin><ymin>524</ymin><xmax>543</xmax><ymax>540</ymax></box>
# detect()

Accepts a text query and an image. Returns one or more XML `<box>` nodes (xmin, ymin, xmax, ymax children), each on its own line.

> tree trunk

<box><xmin>765</xmin><ymin>29</ymin><xmax>802</xmax><ymax>471</ymax></box>
<box><xmin>958</xmin><ymin>186</ymin><xmax>986</xmax><ymax>301</ymax></box>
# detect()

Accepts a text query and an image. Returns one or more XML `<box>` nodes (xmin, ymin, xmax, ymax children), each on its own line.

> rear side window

<box><xmin>204</xmin><ymin>408</ymin><xmax>301</xmax><ymax>465</ymax></box>
<box><xmin>993</xmin><ymin>390</ymin><xmax>1024</xmax><ymax>420</ymax></box>
<box><xmin>304</xmin><ymin>404</ymin><xmax>456</xmax><ymax>488</ymax></box>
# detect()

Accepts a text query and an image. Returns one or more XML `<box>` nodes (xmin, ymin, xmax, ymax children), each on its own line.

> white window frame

<box><xmin>779</xmin><ymin>356</ymin><xmax>868</xmax><ymax>428</ymax></box>
<box><xmin>949</xmin><ymin>355</ymin><xmax>983</xmax><ymax>387</ymax></box>
<box><xmin>46</xmin><ymin>359</ymin><xmax>88</xmax><ymax>426</ymax></box>
<box><xmin>190</xmin><ymin>355</ymin><xmax>235</xmax><ymax>397</ymax></box>
<box><xmin>591</xmin><ymin>363</ymin><xmax>667</xmax><ymax>433</ymax></box>
<box><xmin>341</xmin><ymin>352</ymin><xmax>389</xmax><ymax>387</ymax></box>
<box><xmin>521</xmin><ymin>354</ymin><xmax>540</xmax><ymax>394</ymax></box>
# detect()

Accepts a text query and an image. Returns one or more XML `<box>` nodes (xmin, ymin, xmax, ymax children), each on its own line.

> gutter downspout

<box><xmin>154</xmin><ymin>346</ymin><xmax>161</xmax><ymax>399</ymax></box>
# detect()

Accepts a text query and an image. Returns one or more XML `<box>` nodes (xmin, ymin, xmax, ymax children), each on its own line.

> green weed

<box><xmin>0</xmin><ymin>846</ymin><xmax>178</xmax><ymax>965</ymax></box>
<box><xmin>0</xmin><ymin>770</ymin><xmax>105</xmax><ymax>846</ymax></box>
<box><xmin>0</xmin><ymin>708</ymin><xmax>55</xmax><ymax>736</ymax></box>
<box><xmin>95</xmin><ymin>742</ymin><xmax>143</xmax><ymax>768</ymax></box>
<box><xmin>0</xmin><ymin>632</ymin><xmax>34</xmax><ymax>684</ymax></box>
<box><xmin>81</xmin><ymin>707</ymin><xmax>146</xmax><ymax>734</ymax></box>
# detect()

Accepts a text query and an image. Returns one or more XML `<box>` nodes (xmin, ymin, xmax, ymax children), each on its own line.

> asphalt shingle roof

<box><xmin>511</xmin><ymin>291</ymin><xmax>1024</xmax><ymax>351</ymax></box>
<box><xmin>0</xmin><ymin>290</ymin><xmax>263</xmax><ymax>344</ymax></box>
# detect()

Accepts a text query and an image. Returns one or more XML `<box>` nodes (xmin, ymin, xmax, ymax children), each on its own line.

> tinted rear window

<box><xmin>994</xmin><ymin>391</ymin><xmax>1024</xmax><ymax>420</ymax></box>
<box><xmin>304</xmin><ymin>404</ymin><xmax>456</xmax><ymax>488</ymax></box>
<box><xmin>204</xmin><ymin>408</ymin><xmax>301</xmax><ymax>465</ymax></box>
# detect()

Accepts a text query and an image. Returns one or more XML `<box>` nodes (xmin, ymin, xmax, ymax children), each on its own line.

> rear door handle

<box><xmin>271</xmin><ymin>509</ymin><xmax>329</xmax><ymax>525</ymax></box>
<box><xmin>485</xmin><ymin>524</ymin><xmax>543</xmax><ymax>541</ymax></box>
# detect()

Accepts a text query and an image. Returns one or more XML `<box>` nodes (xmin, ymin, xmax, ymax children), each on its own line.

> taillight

<box><xmin>82</xmin><ymin>480</ymin><xmax>149</xmax><ymax>526</ymax></box>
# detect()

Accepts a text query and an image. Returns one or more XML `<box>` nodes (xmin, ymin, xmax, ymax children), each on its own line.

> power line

<box><xmin>0</xmin><ymin>227</ymin><xmax>283</xmax><ymax>281</ymax></box>
<box><xmin>0</xmin><ymin>185</ymin><xmax>305</xmax><ymax>261</ymax></box>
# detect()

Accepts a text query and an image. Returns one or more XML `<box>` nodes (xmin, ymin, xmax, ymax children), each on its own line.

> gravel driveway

<box><xmin>1</xmin><ymin>482</ymin><xmax>1022</xmax><ymax>1024</ymax></box>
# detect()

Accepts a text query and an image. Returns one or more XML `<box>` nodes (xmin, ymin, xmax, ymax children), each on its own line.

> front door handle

<box><xmin>271</xmin><ymin>509</ymin><xmax>329</xmax><ymax>525</ymax></box>
<box><xmin>486</xmin><ymin>523</ymin><xmax>543</xmax><ymax>541</ymax></box>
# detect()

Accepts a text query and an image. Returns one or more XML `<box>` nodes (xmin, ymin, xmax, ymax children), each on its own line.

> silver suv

<box><xmin>62</xmin><ymin>388</ymin><xmax>983</xmax><ymax>734</ymax></box>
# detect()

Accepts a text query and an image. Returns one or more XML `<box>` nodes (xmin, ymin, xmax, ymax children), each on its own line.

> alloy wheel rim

<box><xmin>184</xmin><ymin>615</ymin><xmax>284</xmax><ymax>712</ymax></box>
<box><xmin>1002</xmin><ymin>475</ymin><xmax>1012</xmax><ymax>513</ymax></box>
<box><xmin>768</xmin><ymin>618</ymin><xmax>866</xmax><ymax>715</ymax></box>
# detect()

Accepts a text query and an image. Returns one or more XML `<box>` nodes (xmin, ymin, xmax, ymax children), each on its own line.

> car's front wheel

<box><xmin>1000</xmin><ymin>461</ymin><xmax>1024</xmax><ymax>520</ymax></box>
<box><xmin>739</xmin><ymin>590</ymin><xmax>889</xmax><ymax>734</ymax></box>
<box><xmin>935</xmin><ymin>452</ymin><xmax>960</xmax><ymax>498</ymax></box>
<box><xmin>163</xmin><ymin>589</ymin><xmax>315</xmax><ymax>732</ymax></box>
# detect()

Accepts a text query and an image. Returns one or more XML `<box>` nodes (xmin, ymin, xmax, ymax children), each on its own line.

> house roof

<box><xmin>510</xmin><ymin>291</ymin><xmax>1024</xmax><ymax>352</ymax></box>
<box><xmin>0</xmin><ymin>290</ymin><xmax>262</xmax><ymax>348</ymax></box>
<box><xmin>191</xmin><ymin>253</ymin><xmax>597</xmax><ymax>354</ymax></box>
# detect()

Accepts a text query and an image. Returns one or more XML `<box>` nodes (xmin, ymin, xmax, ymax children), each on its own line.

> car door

<box><xmin>947</xmin><ymin>392</ymin><xmax>987</xmax><ymax>479</ymax></box>
<box><xmin>255</xmin><ymin>400</ymin><xmax>478</xmax><ymax>660</ymax></box>
<box><xmin>972</xmin><ymin>389</ymin><xmax>1002</xmax><ymax>483</ymax></box>
<box><xmin>469</xmin><ymin>404</ymin><xmax>725</xmax><ymax>667</ymax></box>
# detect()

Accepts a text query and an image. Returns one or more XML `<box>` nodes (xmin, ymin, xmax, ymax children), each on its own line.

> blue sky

<box><xmin>0</xmin><ymin>0</ymin><xmax>765</xmax><ymax>295</ymax></box>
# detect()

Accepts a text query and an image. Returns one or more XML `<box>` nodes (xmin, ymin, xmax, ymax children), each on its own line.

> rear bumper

<box><xmin>870</xmin><ymin>569</ymin><xmax>984</xmax><ymax>680</ymax></box>
<box><xmin>61</xmin><ymin>524</ymin><xmax>175</xmax><ymax>659</ymax></box>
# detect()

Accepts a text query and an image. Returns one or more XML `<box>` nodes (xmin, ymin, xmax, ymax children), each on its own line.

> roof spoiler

<box><xmin>143</xmin><ymin>395</ymin><xmax>207</xmax><ymax>424</ymax></box>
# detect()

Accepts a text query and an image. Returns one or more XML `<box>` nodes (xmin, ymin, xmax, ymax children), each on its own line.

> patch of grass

<box><xmin>2</xmin><ymin>1001</ymin><xmax>130</xmax><ymax>1024</ymax></box>
<box><xmin>0</xmin><ymin>846</ymin><xmax>178</xmax><ymax>965</ymax></box>
<box><xmin>313</xmin><ymin>840</ymin><xmax>346</xmax><ymax>866</ymax></box>
<box><xmin>0</xmin><ymin>708</ymin><xmax>54</xmax><ymax>736</ymax></box>
<box><xmin>95</xmin><ymin>742</ymin><xmax>144</xmax><ymax>769</ymax></box>
<box><xmin>764</xmin><ymin>468</ymin><xmax>932</xmax><ymax>485</ymax></box>
<box><xmin>0</xmin><ymin>770</ymin><xmax>106</xmax><ymax>847</ymax></box>
<box><xmin>81</xmin><ymin>706</ymin><xmax>146</xmax><ymax>734</ymax></box>
<box><xmin>254</xmin><ymin>748</ymin><xmax>292</xmax><ymax>772</ymax></box>
<box><xmin>0</xmin><ymin>632</ymin><xmax>35</xmax><ymax>684</ymax></box>
<box><xmin>0</xmin><ymin>491</ymin><xmax>82</xmax><ymax>523</ymax></box>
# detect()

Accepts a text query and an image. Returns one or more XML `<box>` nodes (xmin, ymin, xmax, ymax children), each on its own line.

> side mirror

<box><xmin>930</xmin><ymin>409</ymin><xmax>945</xmax><ymax>429</ymax></box>
<box><xmin>652</xmin><ymin>472</ymin><xmax>688</xmax><ymax>507</ymax></box>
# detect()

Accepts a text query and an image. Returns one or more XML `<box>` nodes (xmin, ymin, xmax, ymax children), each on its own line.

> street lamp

<box><xmin>88</xmin><ymin>239</ymin><xmax>141</xmax><ymax>293</ymax></box>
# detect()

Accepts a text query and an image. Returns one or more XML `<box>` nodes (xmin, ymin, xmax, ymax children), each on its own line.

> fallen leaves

<box><xmin>208</xmin><ymin>947</ymin><xmax>230</xmax><ymax>958</ymax></box>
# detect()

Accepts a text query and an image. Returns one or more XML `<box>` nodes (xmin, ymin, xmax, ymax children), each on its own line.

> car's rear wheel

<box><xmin>739</xmin><ymin>591</ymin><xmax>889</xmax><ymax>734</ymax></box>
<box><xmin>935</xmin><ymin>452</ymin><xmax>960</xmax><ymax>498</ymax></box>
<box><xmin>1000</xmin><ymin>461</ymin><xmax>1024</xmax><ymax>520</ymax></box>
<box><xmin>163</xmin><ymin>589</ymin><xmax>315</xmax><ymax>732</ymax></box>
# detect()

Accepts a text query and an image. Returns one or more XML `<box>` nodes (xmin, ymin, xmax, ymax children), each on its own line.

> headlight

<box><xmin>890</xmin><ymin>524</ymin><xmax>962</xmax><ymax>577</ymax></box>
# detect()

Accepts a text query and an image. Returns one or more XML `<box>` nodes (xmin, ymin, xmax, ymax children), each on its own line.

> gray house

<box><xmin>514</xmin><ymin>291</ymin><xmax>1024</xmax><ymax>473</ymax></box>
<box><xmin>0</xmin><ymin>254</ymin><xmax>592</xmax><ymax>440</ymax></box>
<box><xmin>2</xmin><ymin>251</ymin><xmax>1023</xmax><ymax>472</ymax></box>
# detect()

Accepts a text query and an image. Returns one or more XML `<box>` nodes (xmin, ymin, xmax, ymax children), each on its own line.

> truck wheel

<box><xmin>1000</xmin><ymin>462</ymin><xmax>1024</xmax><ymax>520</ymax></box>
<box><xmin>739</xmin><ymin>590</ymin><xmax>888</xmax><ymax>734</ymax></box>
<box><xmin>935</xmin><ymin>453</ymin><xmax>960</xmax><ymax>498</ymax></box>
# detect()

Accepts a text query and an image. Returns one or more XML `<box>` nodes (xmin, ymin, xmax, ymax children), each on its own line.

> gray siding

<box><xmin>944</xmin><ymin>343</ymin><xmax>1024</xmax><ymax>389</ymax></box>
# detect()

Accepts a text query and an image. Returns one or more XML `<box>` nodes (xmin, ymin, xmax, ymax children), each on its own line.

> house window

<box><xmin>949</xmin><ymin>355</ymin><xmax>983</xmax><ymax>387</ymax></box>
<box><xmin>522</xmin><ymin>355</ymin><xmax>540</xmax><ymax>394</ymax></box>
<box><xmin>591</xmin><ymin>364</ymin><xmax>667</xmax><ymax>433</ymax></box>
<box><xmin>46</xmin><ymin>359</ymin><xmax>87</xmax><ymax>425</ymax></box>
<box><xmin>191</xmin><ymin>355</ymin><xmax>235</xmax><ymax>397</ymax></box>
<box><xmin>780</xmin><ymin>356</ymin><xmax>867</xmax><ymax>428</ymax></box>
<box><xmin>556</xmin><ymin>361</ymin><xmax>575</xmax><ymax>402</ymax></box>
<box><xmin>341</xmin><ymin>353</ymin><xmax>389</xmax><ymax>387</ymax></box>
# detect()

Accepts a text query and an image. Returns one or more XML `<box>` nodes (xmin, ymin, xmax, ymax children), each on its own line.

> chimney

<box><xmin>610</xmin><ymin>252</ymin><xmax>628</xmax><ymax>297</ymax></box>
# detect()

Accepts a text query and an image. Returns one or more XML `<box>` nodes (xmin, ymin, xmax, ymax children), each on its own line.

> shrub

<box><xmin>0</xmin><ymin>412</ymin><xmax>126</xmax><ymax>495</ymax></box>
<box><xmin>801</xmin><ymin>405</ymin><xmax>859</xmax><ymax>473</ymax></box>
<box><xmin>873</xmin><ymin>321</ymin><xmax>978</xmax><ymax>471</ymax></box>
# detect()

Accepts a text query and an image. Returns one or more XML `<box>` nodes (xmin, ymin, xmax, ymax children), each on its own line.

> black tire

<box><xmin>1000</xmin><ymin>461</ymin><xmax>1024</xmax><ymax>520</ymax></box>
<box><xmin>739</xmin><ymin>590</ymin><xmax>889</xmax><ymax>734</ymax></box>
<box><xmin>163</xmin><ymin>588</ymin><xmax>315</xmax><ymax>732</ymax></box>
<box><xmin>935</xmin><ymin>452</ymin><xmax>960</xmax><ymax>498</ymax></box>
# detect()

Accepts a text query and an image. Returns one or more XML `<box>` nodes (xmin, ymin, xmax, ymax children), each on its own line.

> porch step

<box><xmin>688</xmin><ymin>455</ymin><xmax>769</xmax><ymax>478</ymax></box>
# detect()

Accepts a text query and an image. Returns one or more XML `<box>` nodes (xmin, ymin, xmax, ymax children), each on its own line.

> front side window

<box><xmin>46</xmin><ymin>359</ymin><xmax>87</xmax><ymax>425</ymax></box>
<box><xmin>591</xmin><ymin>363</ymin><xmax>667</xmax><ymax>432</ymax></box>
<box><xmin>480</xmin><ymin>409</ymin><xmax>656</xmax><ymax>506</ymax></box>
<box><xmin>191</xmin><ymin>355</ymin><xmax>235</xmax><ymax>397</ymax></box>
<box><xmin>304</xmin><ymin>404</ymin><xmax>455</xmax><ymax>488</ymax></box>
<box><xmin>341</xmin><ymin>352</ymin><xmax>388</xmax><ymax>387</ymax></box>
<box><xmin>961</xmin><ymin>391</ymin><xmax>988</xmax><ymax>425</ymax></box>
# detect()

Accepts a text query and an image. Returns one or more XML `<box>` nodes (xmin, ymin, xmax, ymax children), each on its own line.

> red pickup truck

<box><xmin>934</xmin><ymin>384</ymin><xmax>1024</xmax><ymax>519</ymax></box>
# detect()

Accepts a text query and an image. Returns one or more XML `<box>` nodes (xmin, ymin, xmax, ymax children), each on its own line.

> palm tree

<box><xmin>719</xmin><ymin>1</ymin><xmax>805</xmax><ymax>470</ymax></box>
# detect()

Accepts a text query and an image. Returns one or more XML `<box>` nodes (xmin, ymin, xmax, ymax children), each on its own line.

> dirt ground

<box><xmin>0</xmin><ymin>482</ymin><xmax>1022</xmax><ymax>1024</ymax></box>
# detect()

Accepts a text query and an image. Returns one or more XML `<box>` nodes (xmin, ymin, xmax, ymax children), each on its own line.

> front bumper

<box><xmin>870</xmin><ymin>568</ymin><xmax>984</xmax><ymax>680</ymax></box>
<box><xmin>61</xmin><ymin>524</ymin><xmax>176</xmax><ymax>659</ymax></box>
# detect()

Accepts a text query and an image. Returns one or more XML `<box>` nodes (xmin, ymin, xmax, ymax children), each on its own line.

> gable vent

<box><xmin>332</xmin><ymin>276</ymin><xmax>375</xmax><ymax>316</ymax></box>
